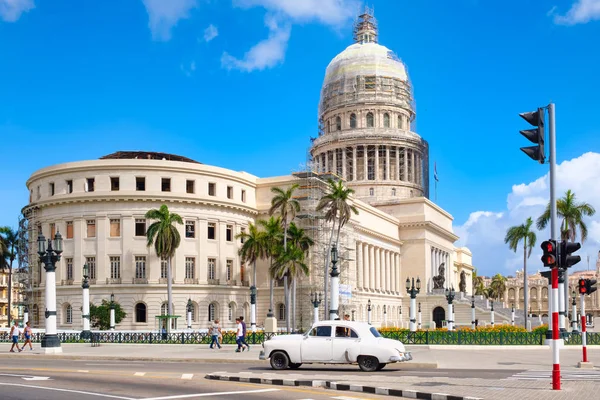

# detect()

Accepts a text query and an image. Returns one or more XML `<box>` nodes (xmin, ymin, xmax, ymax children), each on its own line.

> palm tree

<box><xmin>258</xmin><ymin>217</ymin><xmax>284</xmax><ymax>315</ymax></box>
<box><xmin>287</xmin><ymin>222</ymin><xmax>314</xmax><ymax>329</ymax></box>
<box><xmin>236</xmin><ymin>222</ymin><xmax>265</xmax><ymax>329</ymax></box>
<box><xmin>504</xmin><ymin>217</ymin><xmax>537</xmax><ymax>330</ymax></box>
<box><xmin>536</xmin><ymin>189</ymin><xmax>596</xmax><ymax>242</ymax></box>
<box><xmin>316</xmin><ymin>179</ymin><xmax>359</xmax><ymax>316</ymax></box>
<box><xmin>490</xmin><ymin>274</ymin><xmax>507</xmax><ymax>302</ymax></box>
<box><xmin>472</xmin><ymin>269</ymin><xmax>485</xmax><ymax>296</ymax></box>
<box><xmin>145</xmin><ymin>205</ymin><xmax>183</xmax><ymax>331</ymax></box>
<box><xmin>0</xmin><ymin>227</ymin><xmax>18</xmax><ymax>325</ymax></box>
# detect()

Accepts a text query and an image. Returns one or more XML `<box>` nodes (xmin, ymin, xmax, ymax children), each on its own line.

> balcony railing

<box><xmin>158</xmin><ymin>278</ymin><xmax>174</xmax><ymax>284</ymax></box>
<box><xmin>61</xmin><ymin>279</ymin><xmax>74</xmax><ymax>286</ymax></box>
<box><xmin>132</xmin><ymin>278</ymin><xmax>148</xmax><ymax>284</ymax></box>
<box><xmin>227</xmin><ymin>280</ymin><xmax>237</xmax><ymax>286</ymax></box>
<box><xmin>184</xmin><ymin>278</ymin><xmax>199</xmax><ymax>284</ymax></box>
<box><xmin>207</xmin><ymin>279</ymin><xmax>220</xmax><ymax>285</ymax></box>
<box><xmin>241</xmin><ymin>280</ymin><xmax>250</xmax><ymax>287</ymax></box>
<box><xmin>106</xmin><ymin>278</ymin><xmax>122</xmax><ymax>284</ymax></box>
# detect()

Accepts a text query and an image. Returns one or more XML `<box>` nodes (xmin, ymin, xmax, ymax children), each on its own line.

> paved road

<box><xmin>0</xmin><ymin>360</ymin><xmax>395</xmax><ymax>400</ymax></box>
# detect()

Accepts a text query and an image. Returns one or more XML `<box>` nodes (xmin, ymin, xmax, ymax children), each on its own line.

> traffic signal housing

<box><xmin>541</xmin><ymin>239</ymin><xmax>558</xmax><ymax>267</ymax></box>
<box><xmin>586</xmin><ymin>279</ymin><xmax>598</xmax><ymax>296</ymax></box>
<box><xmin>579</xmin><ymin>278</ymin><xmax>587</xmax><ymax>295</ymax></box>
<box><xmin>519</xmin><ymin>108</ymin><xmax>545</xmax><ymax>164</ymax></box>
<box><xmin>560</xmin><ymin>241</ymin><xmax>581</xmax><ymax>269</ymax></box>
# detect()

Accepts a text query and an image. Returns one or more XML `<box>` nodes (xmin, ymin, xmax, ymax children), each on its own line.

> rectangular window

<box><xmin>161</xmin><ymin>178</ymin><xmax>171</xmax><ymax>192</ymax></box>
<box><xmin>110</xmin><ymin>219</ymin><xmax>120</xmax><ymax>237</ymax></box>
<box><xmin>185</xmin><ymin>221</ymin><xmax>195</xmax><ymax>238</ymax></box>
<box><xmin>227</xmin><ymin>186</ymin><xmax>233</xmax><ymax>199</ymax></box>
<box><xmin>49</xmin><ymin>182</ymin><xmax>55</xmax><ymax>196</ymax></box>
<box><xmin>86</xmin><ymin>220</ymin><xmax>96</xmax><ymax>238</ymax></box>
<box><xmin>207</xmin><ymin>222</ymin><xmax>216</xmax><ymax>240</ymax></box>
<box><xmin>66</xmin><ymin>180</ymin><xmax>73</xmax><ymax>194</ymax></box>
<box><xmin>86</xmin><ymin>178</ymin><xmax>95</xmax><ymax>192</ymax></box>
<box><xmin>186</xmin><ymin>180</ymin><xmax>195</xmax><ymax>194</ymax></box>
<box><xmin>161</xmin><ymin>257</ymin><xmax>168</xmax><ymax>279</ymax></box>
<box><xmin>135</xmin><ymin>256</ymin><xmax>146</xmax><ymax>279</ymax></box>
<box><xmin>185</xmin><ymin>257</ymin><xmax>195</xmax><ymax>279</ymax></box>
<box><xmin>226</xmin><ymin>225</ymin><xmax>233</xmax><ymax>242</ymax></box>
<box><xmin>86</xmin><ymin>257</ymin><xmax>96</xmax><ymax>280</ymax></box>
<box><xmin>135</xmin><ymin>219</ymin><xmax>146</xmax><ymax>237</ymax></box>
<box><xmin>365</xmin><ymin>75</ymin><xmax>376</xmax><ymax>90</ymax></box>
<box><xmin>241</xmin><ymin>189</ymin><xmax>246</xmax><ymax>203</ymax></box>
<box><xmin>240</xmin><ymin>263</ymin><xmax>246</xmax><ymax>283</ymax></box>
<box><xmin>66</xmin><ymin>258</ymin><xmax>73</xmax><ymax>280</ymax></box>
<box><xmin>208</xmin><ymin>182</ymin><xmax>216</xmax><ymax>196</ymax></box>
<box><xmin>50</xmin><ymin>223</ymin><xmax>56</xmax><ymax>240</ymax></box>
<box><xmin>136</xmin><ymin>177</ymin><xmax>145</xmax><ymax>191</ymax></box>
<box><xmin>226</xmin><ymin>259</ymin><xmax>233</xmax><ymax>281</ymax></box>
<box><xmin>240</xmin><ymin>227</ymin><xmax>246</xmax><ymax>243</ymax></box>
<box><xmin>110</xmin><ymin>256</ymin><xmax>121</xmax><ymax>279</ymax></box>
<box><xmin>66</xmin><ymin>221</ymin><xmax>73</xmax><ymax>239</ymax></box>
<box><xmin>110</xmin><ymin>177</ymin><xmax>120</xmax><ymax>191</ymax></box>
<box><xmin>37</xmin><ymin>185</ymin><xmax>41</xmax><ymax>200</ymax></box>
<box><xmin>208</xmin><ymin>258</ymin><xmax>216</xmax><ymax>280</ymax></box>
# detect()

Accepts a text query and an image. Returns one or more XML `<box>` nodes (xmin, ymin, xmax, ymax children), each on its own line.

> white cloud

<box><xmin>553</xmin><ymin>0</ymin><xmax>600</xmax><ymax>25</ymax></box>
<box><xmin>0</xmin><ymin>0</ymin><xmax>34</xmax><ymax>22</ymax></box>
<box><xmin>455</xmin><ymin>152</ymin><xmax>600</xmax><ymax>277</ymax></box>
<box><xmin>234</xmin><ymin>0</ymin><xmax>361</xmax><ymax>26</ymax></box>
<box><xmin>180</xmin><ymin>60</ymin><xmax>196</xmax><ymax>77</ymax></box>
<box><xmin>221</xmin><ymin>15</ymin><xmax>291</xmax><ymax>72</ymax></box>
<box><xmin>142</xmin><ymin>0</ymin><xmax>197</xmax><ymax>41</ymax></box>
<box><xmin>203</xmin><ymin>24</ymin><xmax>218</xmax><ymax>42</ymax></box>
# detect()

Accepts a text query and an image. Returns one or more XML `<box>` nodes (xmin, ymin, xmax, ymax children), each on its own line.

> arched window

<box><xmin>391</xmin><ymin>188</ymin><xmax>396</xmax><ymax>196</ymax></box>
<box><xmin>350</xmin><ymin>113</ymin><xmax>357</xmax><ymax>128</ymax></box>
<box><xmin>190</xmin><ymin>302</ymin><xmax>197</xmax><ymax>322</ymax></box>
<box><xmin>208</xmin><ymin>303</ymin><xmax>217</xmax><ymax>321</ymax></box>
<box><xmin>243</xmin><ymin>302</ymin><xmax>250</xmax><ymax>321</ymax></box>
<box><xmin>65</xmin><ymin>304</ymin><xmax>73</xmax><ymax>324</ymax></box>
<box><xmin>383</xmin><ymin>113</ymin><xmax>390</xmax><ymax>127</ymax></box>
<box><xmin>135</xmin><ymin>303</ymin><xmax>147</xmax><ymax>323</ymax></box>
<box><xmin>278</xmin><ymin>303</ymin><xmax>285</xmax><ymax>321</ymax></box>
<box><xmin>228</xmin><ymin>302</ymin><xmax>237</xmax><ymax>322</ymax></box>
<box><xmin>327</xmin><ymin>120</ymin><xmax>331</xmax><ymax>133</ymax></box>
<box><xmin>161</xmin><ymin>302</ymin><xmax>168</xmax><ymax>316</ymax></box>
<box><xmin>398</xmin><ymin>115</ymin><xmax>403</xmax><ymax>130</ymax></box>
<box><xmin>33</xmin><ymin>304</ymin><xmax>39</xmax><ymax>327</ymax></box>
<box><xmin>367</xmin><ymin>112</ymin><xmax>374</xmax><ymax>128</ymax></box>
<box><xmin>336</xmin><ymin>116</ymin><xmax>341</xmax><ymax>131</ymax></box>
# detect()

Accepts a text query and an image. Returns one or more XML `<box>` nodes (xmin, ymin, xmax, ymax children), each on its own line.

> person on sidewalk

<box><xmin>9</xmin><ymin>321</ymin><xmax>22</xmax><ymax>353</ymax></box>
<box><xmin>209</xmin><ymin>319</ymin><xmax>221</xmax><ymax>349</ymax></box>
<box><xmin>22</xmin><ymin>321</ymin><xmax>34</xmax><ymax>351</ymax></box>
<box><xmin>239</xmin><ymin>316</ymin><xmax>250</xmax><ymax>351</ymax></box>
<box><xmin>235</xmin><ymin>318</ymin><xmax>247</xmax><ymax>352</ymax></box>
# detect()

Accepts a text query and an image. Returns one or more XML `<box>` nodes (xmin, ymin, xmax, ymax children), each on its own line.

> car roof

<box><xmin>311</xmin><ymin>320</ymin><xmax>373</xmax><ymax>331</ymax></box>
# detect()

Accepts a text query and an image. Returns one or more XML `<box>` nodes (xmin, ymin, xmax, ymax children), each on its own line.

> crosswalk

<box><xmin>509</xmin><ymin>370</ymin><xmax>600</xmax><ymax>381</ymax></box>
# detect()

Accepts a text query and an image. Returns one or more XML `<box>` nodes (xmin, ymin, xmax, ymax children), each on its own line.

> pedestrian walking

<box><xmin>239</xmin><ymin>316</ymin><xmax>250</xmax><ymax>351</ymax></box>
<box><xmin>9</xmin><ymin>321</ymin><xmax>22</xmax><ymax>353</ymax></box>
<box><xmin>235</xmin><ymin>318</ymin><xmax>246</xmax><ymax>352</ymax></box>
<box><xmin>22</xmin><ymin>321</ymin><xmax>34</xmax><ymax>351</ymax></box>
<box><xmin>209</xmin><ymin>319</ymin><xmax>221</xmax><ymax>349</ymax></box>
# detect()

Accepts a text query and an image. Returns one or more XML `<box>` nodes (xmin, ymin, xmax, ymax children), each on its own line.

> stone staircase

<box><xmin>455</xmin><ymin>294</ymin><xmax>547</xmax><ymax>329</ymax></box>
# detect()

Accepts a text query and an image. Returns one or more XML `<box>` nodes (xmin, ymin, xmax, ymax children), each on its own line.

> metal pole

<box><xmin>471</xmin><ymin>299</ymin><xmax>476</xmax><ymax>329</ymax></box>
<box><xmin>491</xmin><ymin>302</ymin><xmax>495</xmax><ymax>326</ymax></box>
<box><xmin>581</xmin><ymin>293</ymin><xmax>587</xmax><ymax>363</ymax></box>
<box><xmin>418</xmin><ymin>303</ymin><xmax>422</xmax><ymax>330</ymax></box>
<box><xmin>572</xmin><ymin>296</ymin><xmax>578</xmax><ymax>332</ymax></box>
<box><xmin>313</xmin><ymin>306</ymin><xmax>319</xmax><ymax>324</ymax></box>
<box><xmin>409</xmin><ymin>297</ymin><xmax>416</xmax><ymax>332</ymax></box>
<box><xmin>551</xmin><ymin>266</ymin><xmax>561</xmax><ymax>390</ymax></box>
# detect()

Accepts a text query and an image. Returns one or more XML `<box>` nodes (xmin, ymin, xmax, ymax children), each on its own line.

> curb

<box><xmin>0</xmin><ymin>354</ymin><xmax>265</xmax><ymax>363</ymax></box>
<box><xmin>205</xmin><ymin>373</ymin><xmax>482</xmax><ymax>400</ymax></box>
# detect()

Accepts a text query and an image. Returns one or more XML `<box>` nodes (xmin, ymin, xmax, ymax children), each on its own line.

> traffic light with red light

<box><xmin>541</xmin><ymin>240</ymin><xmax>558</xmax><ymax>267</ymax></box>
<box><xmin>586</xmin><ymin>279</ymin><xmax>598</xmax><ymax>296</ymax></box>
<box><xmin>579</xmin><ymin>278</ymin><xmax>588</xmax><ymax>295</ymax></box>
<box><xmin>560</xmin><ymin>241</ymin><xmax>581</xmax><ymax>269</ymax></box>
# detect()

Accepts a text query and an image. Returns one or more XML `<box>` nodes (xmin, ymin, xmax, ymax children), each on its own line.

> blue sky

<box><xmin>1</xmin><ymin>0</ymin><xmax>600</xmax><ymax>276</ymax></box>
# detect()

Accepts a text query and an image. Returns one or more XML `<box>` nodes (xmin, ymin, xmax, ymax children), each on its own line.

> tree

<box><xmin>236</xmin><ymin>222</ymin><xmax>265</xmax><ymax>329</ymax></box>
<box><xmin>0</xmin><ymin>226</ymin><xmax>18</xmax><ymax>325</ymax></box>
<box><xmin>490</xmin><ymin>273</ymin><xmax>507</xmax><ymax>301</ymax></box>
<box><xmin>504</xmin><ymin>217</ymin><xmax>537</xmax><ymax>330</ymax></box>
<box><xmin>145</xmin><ymin>204</ymin><xmax>183</xmax><ymax>329</ymax></box>
<box><xmin>316</xmin><ymin>179</ymin><xmax>359</xmax><ymax>316</ymax></box>
<box><xmin>89</xmin><ymin>300</ymin><xmax>126</xmax><ymax>330</ymax></box>
<box><xmin>472</xmin><ymin>269</ymin><xmax>485</xmax><ymax>296</ymax></box>
<box><xmin>258</xmin><ymin>217</ymin><xmax>284</xmax><ymax>315</ymax></box>
<box><xmin>286</xmin><ymin>222</ymin><xmax>314</xmax><ymax>329</ymax></box>
<box><xmin>536</xmin><ymin>189</ymin><xmax>596</xmax><ymax>242</ymax></box>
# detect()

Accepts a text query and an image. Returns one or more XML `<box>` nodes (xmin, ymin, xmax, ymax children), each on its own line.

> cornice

<box><xmin>399</xmin><ymin>220</ymin><xmax>459</xmax><ymax>242</ymax></box>
<box><xmin>352</xmin><ymin>222</ymin><xmax>402</xmax><ymax>247</ymax></box>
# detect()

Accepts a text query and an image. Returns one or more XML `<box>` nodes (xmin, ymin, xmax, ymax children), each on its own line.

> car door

<box><xmin>332</xmin><ymin>326</ymin><xmax>360</xmax><ymax>362</ymax></box>
<box><xmin>300</xmin><ymin>325</ymin><xmax>333</xmax><ymax>362</ymax></box>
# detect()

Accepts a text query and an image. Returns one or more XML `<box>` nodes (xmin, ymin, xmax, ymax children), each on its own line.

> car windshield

<box><xmin>370</xmin><ymin>327</ymin><xmax>382</xmax><ymax>338</ymax></box>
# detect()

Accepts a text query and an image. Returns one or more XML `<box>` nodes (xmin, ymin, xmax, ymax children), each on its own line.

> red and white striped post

<box><xmin>580</xmin><ymin>293</ymin><xmax>587</xmax><ymax>363</ymax></box>
<box><xmin>551</xmin><ymin>267</ymin><xmax>561</xmax><ymax>390</ymax></box>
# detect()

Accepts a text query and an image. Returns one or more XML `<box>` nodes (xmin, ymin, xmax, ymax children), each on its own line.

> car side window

<box><xmin>335</xmin><ymin>326</ymin><xmax>358</xmax><ymax>338</ymax></box>
<box><xmin>309</xmin><ymin>326</ymin><xmax>332</xmax><ymax>337</ymax></box>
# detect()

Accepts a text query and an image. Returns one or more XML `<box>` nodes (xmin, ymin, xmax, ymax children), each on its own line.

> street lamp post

<box><xmin>571</xmin><ymin>292</ymin><xmax>578</xmax><ymax>332</ymax></box>
<box><xmin>490</xmin><ymin>300</ymin><xmax>495</xmax><ymax>326</ymax></box>
<box><xmin>329</xmin><ymin>246</ymin><xmax>340</xmax><ymax>321</ymax></box>
<box><xmin>23</xmin><ymin>306</ymin><xmax>29</xmax><ymax>326</ymax></box>
<box><xmin>367</xmin><ymin>299</ymin><xmax>372</xmax><ymax>325</ymax></box>
<box><xmin>418</xmin><ymin>303</ymin><xmax>422</xmax><ymax>330</ymax></box>
<box><xmin>109</xmin><ymin>293</ymin><xmax>115</xmax><ymax>331</ymax></box>
<box><xmin>399</xmin><ymin>305</ymin><xmax>402</xmax><ymax>328</ymax></box>
<box><xmin>511</xmin><ymin>303</ymin><xmax>515</xmax><ymax>326</ymax></box>
<box><xmin>311</xmin><ymin>292</ymin><xmax>322</xmax><ymax>324</ymax></box>
<box><xmin>406</xmin><ymin>277</ymin><xmax>421</xmax><ymax>332</ymax></box>
<box><xmin>38</xmin><ymin>231</ymin><xmax>63</xmax><ymax>353</ymax></box>
<box><xmin>445</xmin><ymin>287</ymin><xmax>455</xmax><ymax>331</ymax></box>
<box><xmin>186</xmin><ymin>298</ymin><xmax>192</xmax><ymax>330</ymax></box>
<box><xmin>250</xmin><ymin>285</ymin><xmax>257</xmax><ymax>332</ymax></box>
<box><xmin>471</xmin><ymin>296</ymin><xmax>476</xmax><ymax>329</ymax></box>
<box><xmin>81</xmin><ymin>263</ymin><xmax>91</xmax><ymax>340</ymax></box>
<box><xmin>383</xmin><ymin>305</ymin><xmax>387</xmax><ymax>327</ymax></box>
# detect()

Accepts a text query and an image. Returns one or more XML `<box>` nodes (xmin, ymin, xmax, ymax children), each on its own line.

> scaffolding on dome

<box><xmin>16</xmin><ymin>206</ymin><xmax>38</xmax><ymax>327</ymax></box>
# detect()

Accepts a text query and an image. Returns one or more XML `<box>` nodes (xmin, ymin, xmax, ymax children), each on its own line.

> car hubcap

<box><xmin>275</xmin><ymin>356</ymin><xmax>283</xmax><ymax>367</ymax></box>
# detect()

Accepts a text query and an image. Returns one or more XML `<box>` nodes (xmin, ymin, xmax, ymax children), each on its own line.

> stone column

<box><xmin>385</xmin><ymin>146</ymin><xmax>390</xmax><ymax>181</ymax></box>
<box><xmin>369</xmin><ymin>245</ymin><xmax>375</xmax><ymax>291</ymax></box>
<box><xmin>411</xmin><ymin>149</ymin><xmax>415</xmax><ymax>183</ymax></box>
<box><xmin>364</xmin><ymin>146</ymin><xmax>368</xmax><ymax>181</ymax></box>
<box><xmin>403</xmin><ymin>147</ymin><xmax>408</xmax><ymax>181</ymax></box>
<box><xmin>395</xmin><ymin>146</ymin><xmax>400</xmax><ymax>180</ymax></box>
<box><xmin>391</xmin><ymin>252</ymin><xmax>396</xmax><ymax>293</ymax></box>
<box><xmin>342</xmin><ymin>147</ymin><xmax>347</xmax><ymax>180</ymax></box>
<box><xmin>352</xmin><ymin>147</ymin><xmax>357</xmax><ymax>181</ymax></box>
<box><xmin>357</xmin><ymin>242</ymin><xmax>363</xmax><ymax>289</ymax></box>
<box><xmin>374</xmin><ymin>247</ymin><xmax>379</xmax><ymax>291</ymax></box>
<box><xmin>333</xmin><ymin>148</ymin><xmax>338</xmax><ymax>175</ymax></box>
<box><xmin>386</xmin><ymin>251</ymin><xmax>391</xmax><ymax>292</ymax></box>
<box><xmin>363</xmin><ymin>243</ymin><xmax>369</xmax><ymax>290</ymax></box>
<box><xmin>325</xmin><ymin>151</ymin><xmax>329</xmax><ymax>173</ymax></box>
<box><xmin>396</xmin><ymin>253</ymin><xmax>401</xmax><ymax>293</ymax></box>
<box><xmin>374</xmin><ymin>145</ymin><xmax>380</xmax><ymax>181</ymax></box>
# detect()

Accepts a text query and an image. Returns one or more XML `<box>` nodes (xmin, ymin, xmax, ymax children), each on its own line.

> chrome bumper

<box><xmin>390</xmin><ymin>352</ymin><xmax>413</xmax><ymax>362</ymax></box>
<box><xmin>259</xmin><ymin>350</ymin><xmax>266</xmax><ymax>360</ymax></box>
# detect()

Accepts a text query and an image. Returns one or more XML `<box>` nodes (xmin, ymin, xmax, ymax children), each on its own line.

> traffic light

<box><xmin>560</xmin><ymin>241</ymin><xmax>581</xmax><ymax>269</ymax></box>
<box><xmin>519</xmin><ymin>108</ymin><xmax>545</xmax><ymax>164</ymax></box>
<box><xmin>540</xmin><ymin>239</ymin><xmax>557</xmax><ymax>266</ymax></box>
<box><xmin>579</xmin><ymin>278</ymin><xmax>587</xmax><ymax>295</ymax></box>
<box><xmin>586</xmin><ymin>279</ymin><xmax>598</xmax><ymax>295</ymax></box>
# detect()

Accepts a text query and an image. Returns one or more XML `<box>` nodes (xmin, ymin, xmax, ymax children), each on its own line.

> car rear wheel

<box><xmin>357</xmin><ymin>355</ymin><xmax>379</xmax><ymax>372</ymax></box>
<box><xmin>376</xmin><ymin>363</ymin><xmax>386</xmax><ymax>371</ymax></box>
<box><xmin>289</xmin><ymin>363</ymin><xmax>302</xmax><ymax>369</ymax></box>
<box><xmin>270</xmin><ymin>351</ymin><xmax>290</xmax><ymax>370</ymax></box>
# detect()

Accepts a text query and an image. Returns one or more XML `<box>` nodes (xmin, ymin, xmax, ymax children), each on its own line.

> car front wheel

<box><xmin>270</xmin><ymin>351</ymin><xmax>290</xmax><ymax>370</ymax></box>
<box><xmin>357</xmin><ymin>355</ymin><xmax>379</xmax><ymax>372</ymax></box>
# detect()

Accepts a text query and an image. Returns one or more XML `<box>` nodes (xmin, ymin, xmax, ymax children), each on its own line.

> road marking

<box><xmin>509</xmin><ymin>370</ymin><xmax>600</xmax><ymax>381</ymax></box>
<box><xmin>78</xmin><ymin>370</ymin><xmax>90</xmax><ymax>373</ymax></box>
<box><xmin>141</xmin><ymin>388</ymin><xmax>281</xmax><ymax>399</ymax></box>
<box><xmin>86</xmin><ymin>363</ymin><xmax>147</xmax><ymax>366</ymax></box>
<box><xmin>181</xmin><ymin>374</ymin><xmax>193</xmax><ymax>380</ymax></box>
<box><xmin>0</xmin><ymin>373</ymin><xmax>51</xmax><ymax>381</ymax></box>
<box><xmin>134</xmin><ymin>372</ymin><xmax>146</xmax><ymax>376</ymax></box>
<box><xmin>0</xmin><ymin>383</ymin><xmax>135</xmax><ymax>399</ymax></box>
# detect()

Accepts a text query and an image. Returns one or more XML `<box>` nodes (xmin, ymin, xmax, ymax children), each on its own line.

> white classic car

<box><xmin>259</xmin><ymin>320</ymin><xmax>412</xmax><ymax>372</ymax></box>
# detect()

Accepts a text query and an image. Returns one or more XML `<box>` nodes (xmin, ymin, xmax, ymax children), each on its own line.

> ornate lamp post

<box><xmin>367</xmin><ymin>299</ymin><xmax>372</xmax><ymax>324</ymax></box>
<box><xmin>471</xmin><ymin>295</ymin><xmax>476</xmax><ymax>329</ymax></box>
<box><xmin>23</xmin><ymin>306</ymin><xmax>29</xmax><ymax>326</ymax></box>
<box><xmin>445</xmin><ymin>286</ymin><xmax>456</xmax><ymax>331</ymax></box>
<box><xmin>511</xmin><ymin>303</ymin><xmax>515</xmax><ymax>326</ymax></box>
<box><xmin>250</xmin><ymin>285</ymin><xmax>257</xmax><ymax>332</ymax></box>
<box><xmin>186</xmin><ymin>298</ymin><xmax>193</xmax><ymax>330</ymax></box>
<box><xmin>109</xmin><ymin>293</ymin><xmax>115</xmax><ymax>331</ymax></box>
<box><xmin>571</xmin><ymin>292</ymin><xmax>578</xmax><ymax>332</ymax></box>
<box><xmin>329</xmin><ymin>245</ymin><xmax>340</xmax><ymax>320</ymax></box>
<box><xmin>406</xmin><ymin>277</ymin><xmax>421</xmax><ymax>332</ymax></box>
<box><xmin>399</xmin><ymin>305</ymin><xmax>402</xmax><ymax>328</ymax></box>
<box><xmin>538</xmin><ymin>304</ymin><xmax>542</xmax><ymax>325</ymax></box>
<box><xmin>383</xmin><ymin>305</ymin><xmax>387</xmax><ymax>327</ymax></box>
<box><xmin>38</xmin><ymin>231</ymin><xmax>63</xmax><ymax>353</ymax></box>
<box><xmin>418</xmin><ymin>302</ymin><xmax>422</xmax><ymax>330</ymax></box>
<box><xmin>81</xmin><ymin>263</ymin><xmax>91</xmax><ymax>339</ymax></box>
<box><xmin>311</xmin><ymin>292</ymin><xmax>322</xmax><ymax>324</ymax></box>
<box><xmin>490</xmin><ymin>300</ymin><xmax>495</xmax><ymax>326</ymax></box>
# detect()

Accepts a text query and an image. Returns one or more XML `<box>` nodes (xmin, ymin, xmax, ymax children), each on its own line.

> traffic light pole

<box><xmin>551</xmin><ymin>266</ymin><xmax>560</xmax><ymax>390</ymax></box>
<box><xmin>580</xmin><ymin>293</ymin><xmax>587</xmax><ymax>363</ymax></box>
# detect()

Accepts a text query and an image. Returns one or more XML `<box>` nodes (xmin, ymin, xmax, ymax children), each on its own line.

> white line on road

<box><xmin>78</xmin><ymin>370</ymin><xmax>90</xmax><ymax>373</ymax></box>
<box><xmin>181</xmin><ymin>374</ymin><xmax>193</xmax><ymax>380</ymax></box>
<box><xmin>0</xmin><ymin>383</ymin><xmax>135</xmax><ymax>400</ymax></box>
<box><xmin>0</xmin><ymin>373</ymin><xmax>51</xmax><ymax>381</ymax></box>
<box><xmin>134</xmin><ymin>372</ymin><xmax>146</xmax><ymax>376</ymax></box>
<box><xmin>141</xmin><ymin>388</ymin><xmax>281</xmax><ymax>399</ymax></box>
